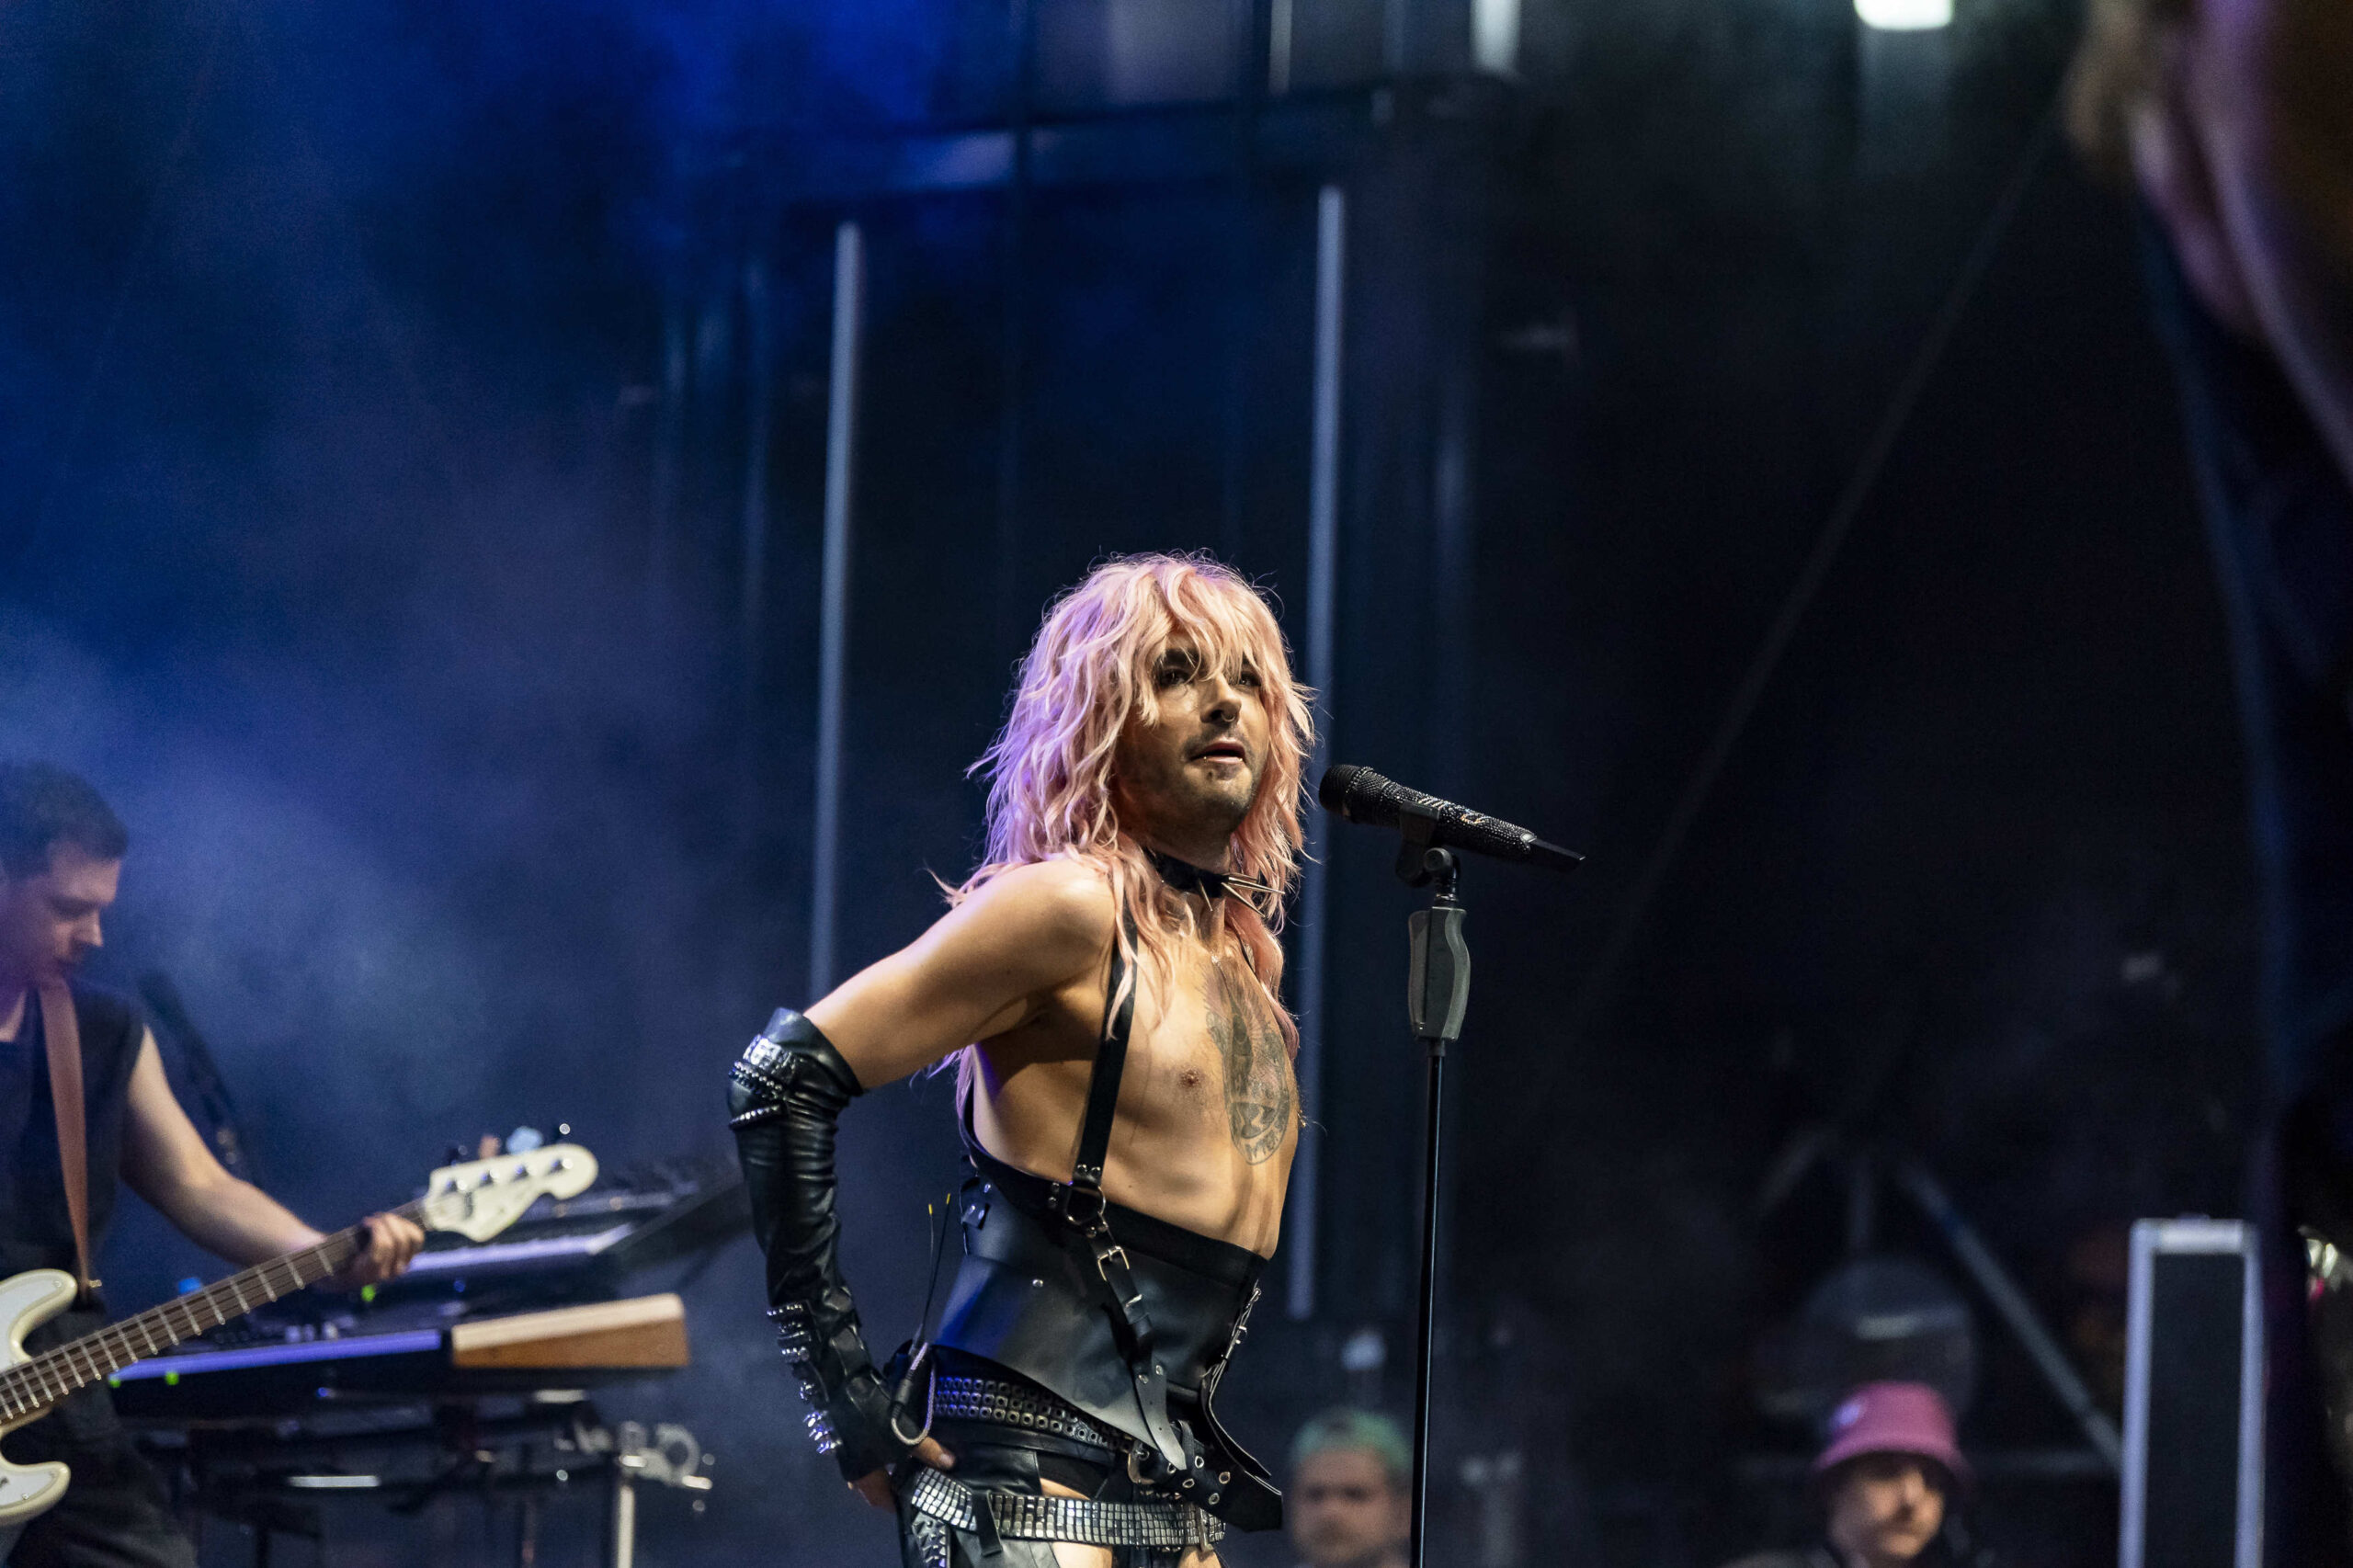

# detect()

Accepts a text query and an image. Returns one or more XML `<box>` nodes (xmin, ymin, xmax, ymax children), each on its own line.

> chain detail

<box><xmin>728</xmin><ymin>1039</ymin><xmax>801</xmax><ymax>1127</ymax></box>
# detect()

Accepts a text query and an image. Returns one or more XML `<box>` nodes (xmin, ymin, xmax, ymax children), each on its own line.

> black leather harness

<box><xmin>931</xmin><ymin>931</ymin><xmax>1281</xmax><ymax>1532</ymax></box>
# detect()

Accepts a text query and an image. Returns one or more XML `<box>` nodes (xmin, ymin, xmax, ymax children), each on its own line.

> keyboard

<box><xmin>108</xmin><ymin>1294</ymin><xmax>691</xmax><ymax>1423</ymax></box>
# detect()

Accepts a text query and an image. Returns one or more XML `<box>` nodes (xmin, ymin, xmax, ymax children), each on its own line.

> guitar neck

<box><xmin>0</xmin><ymin>1197</ymin><xmax>427</xmax><ymax>1424</ymax></box>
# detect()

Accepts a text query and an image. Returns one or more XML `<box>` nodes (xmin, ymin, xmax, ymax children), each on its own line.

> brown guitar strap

<box><xmin>35</xmin><ymin>981</ymin><xmax>98</xmax><ymax>1305</ymax></box>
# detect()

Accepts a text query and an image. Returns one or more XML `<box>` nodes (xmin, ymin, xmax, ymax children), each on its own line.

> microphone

<box><xmin>1318</xmin><ymin>766</ymin><xmax>1584</xmax><ymax>874</ymax></box>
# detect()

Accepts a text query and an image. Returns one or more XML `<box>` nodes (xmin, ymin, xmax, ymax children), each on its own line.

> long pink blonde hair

<box><xmin>955</xmin><ymin>552</ymin><xmax>1314</xmax><ymax>1048</ymax></box>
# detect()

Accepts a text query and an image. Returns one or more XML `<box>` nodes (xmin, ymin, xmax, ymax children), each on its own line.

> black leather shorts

<box><xmin>896</xmin><ymin>1354</ymin><xmax>1220</xmax><ymax>1568</ymax></box>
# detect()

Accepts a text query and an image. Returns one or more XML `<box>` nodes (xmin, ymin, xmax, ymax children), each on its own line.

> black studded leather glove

<box><xmin>728</xmin><ymin>1008</ymin><xmax>919</xmax><ymax>1483</ymax></box>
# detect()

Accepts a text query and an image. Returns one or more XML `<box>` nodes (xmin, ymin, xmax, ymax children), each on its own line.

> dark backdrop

<box><xmin>0</xmin><ymin>0</ymin><xmax>2255</xmax><ymax>1562</ymax></box>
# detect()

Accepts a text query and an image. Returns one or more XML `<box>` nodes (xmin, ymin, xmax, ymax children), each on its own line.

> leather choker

<box><xmin>1145</xmin><ymin>847</ymin><xmax>1272</xmax><ymax>906</ymax></box>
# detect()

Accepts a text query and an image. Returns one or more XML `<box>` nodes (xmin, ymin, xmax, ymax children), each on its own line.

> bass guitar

<box><xmin>0</xmin><ymin>1141</ymin><xmax>598</xmax><ymax>1525</ymax></box>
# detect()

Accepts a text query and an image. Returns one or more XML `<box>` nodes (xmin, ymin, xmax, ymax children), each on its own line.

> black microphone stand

<box><xmin>1393</xmin><ymin>801</ymin><xmax>1471</xmax><ymax>1568</ymax></box>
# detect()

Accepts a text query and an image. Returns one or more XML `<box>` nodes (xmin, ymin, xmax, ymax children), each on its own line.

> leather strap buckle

<box><xmin>1089</xmin><ymin>1239</ymin><xmax>1132</xmax><ymax>1285</ymax></box>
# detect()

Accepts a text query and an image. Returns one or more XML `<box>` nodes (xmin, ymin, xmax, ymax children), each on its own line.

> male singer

<box><xmin>731</xmin><ymin>553</ymin><xmax>1313</xmax><ymax>1567</ymax></box>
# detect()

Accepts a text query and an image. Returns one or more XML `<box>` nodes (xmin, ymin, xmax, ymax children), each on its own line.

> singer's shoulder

<box><xmin>954</xmin><ymin>858</ymin><xmax>1116</xmax><ymax>954</ymax></box>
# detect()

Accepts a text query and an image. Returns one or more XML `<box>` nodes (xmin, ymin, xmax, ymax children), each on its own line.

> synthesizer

<box><xmin>106</xmin><ymin>1293</ymin><xmax>690</xmax><ymax>1423</ymax></box>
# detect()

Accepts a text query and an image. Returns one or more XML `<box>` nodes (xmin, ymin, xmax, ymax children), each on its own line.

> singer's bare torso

<box><xmin>813</xmin><ymin>860</ymin><xmax>1298</xmax><ymax>1256</ymax></box>
<box><xmin>969</xmin><ymin>869</ymin><xmax>1298</xmax><ymax>1255</ymax></box>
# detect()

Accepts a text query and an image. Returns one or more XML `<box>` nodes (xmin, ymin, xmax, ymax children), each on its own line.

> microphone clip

<box><xmin>1392</xmin><ymin>801</ymin><xmax>1461</xmax><ymax>893</ymax></box>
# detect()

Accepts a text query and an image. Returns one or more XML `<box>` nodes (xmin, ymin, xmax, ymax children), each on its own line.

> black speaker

<box><xmin>2120</xmin><ymin>1218</ymin><xmax>2263</xmax><ymax>1568</ymax></box>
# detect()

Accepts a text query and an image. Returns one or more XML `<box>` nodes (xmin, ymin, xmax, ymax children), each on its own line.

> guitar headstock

<box><xmin>420</xmin><ymin>1143</ymin><xmax>599</xmax><ymax>1243</ymax></box>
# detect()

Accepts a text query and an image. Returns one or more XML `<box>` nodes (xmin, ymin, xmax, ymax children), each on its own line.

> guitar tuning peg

<box><xmin>445</xmin><ymin>1144</ymin><xmax>469</xmax><ymax>1167</ymax></box>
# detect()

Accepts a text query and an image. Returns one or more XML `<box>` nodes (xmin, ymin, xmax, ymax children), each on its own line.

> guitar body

<box><xmin>0</xmin><ymin>1269</ymin><xmax>81</xmax><ymax>1526</ymax></box>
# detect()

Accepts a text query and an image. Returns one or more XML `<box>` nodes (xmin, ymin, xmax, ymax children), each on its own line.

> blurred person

<box><xmin>2070</xmin><ymin>0</ymin><xmax>2353</xmax><ymax>1554</ymax></box>
<box><xmin>1722</xmin><ymin>1383</ymin><xmax>1975</xmax><ymax>1568</ymax></box>
<box><xmin>1286</xmin><ymin>1409</ymin><xmax>1411</xmax><ymax>1568</ymax></box>
<box><xmin>0</xmin><ymin>762</ymin><xmax>424</xmax><ymax>1566</ymax></box>
<box><xmin>729</xmin><ymin>554</ymin><xmax>1313</xmax><ymax>1566</ymax></box>
<box><xmin>2069</xmin><ymin>0</ymin><xmax>2353</xmax><ymax>486</ymax></box>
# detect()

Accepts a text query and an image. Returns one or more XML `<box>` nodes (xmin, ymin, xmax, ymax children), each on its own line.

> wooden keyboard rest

<box><xmin>449</xmin><ymin>1294</ymin><xmax>689</xmax><ymax>1370</ymax></box>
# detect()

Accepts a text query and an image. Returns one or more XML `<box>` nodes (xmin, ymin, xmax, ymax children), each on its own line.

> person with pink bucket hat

<box><xmin>1720</xmin><ymin>1382</ymin><xmax>1981</xmax><ymax>1568</ymax></box>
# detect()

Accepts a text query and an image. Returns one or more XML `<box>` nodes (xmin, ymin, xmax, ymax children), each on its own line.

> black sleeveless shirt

<box><xmin>0</xmin><ymin>983</ymin><xmax>141</xmax><ymax>1283</ymax></box>
<box><xmin>0</xmin><ymin>983</ymin><xmax>144</xmax><ymax>1451</ymax></box>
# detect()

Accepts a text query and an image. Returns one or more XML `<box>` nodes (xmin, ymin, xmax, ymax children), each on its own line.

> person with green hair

<box><xmin>1287</xmin><ymin>1409</ymin><xmax>1412</xmax><ymax>1568</ymax></box>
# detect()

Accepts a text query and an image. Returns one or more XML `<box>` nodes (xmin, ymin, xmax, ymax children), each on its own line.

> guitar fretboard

<box><xmin>0</xmin><ymin>1198</ymin><xmax>426</xmax><ymax>1425</ymax></box>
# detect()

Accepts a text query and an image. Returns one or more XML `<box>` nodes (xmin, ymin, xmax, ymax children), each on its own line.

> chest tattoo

<box><xmin>1204</xmin><ymin>962</ymin><xmax>1294</xmax><ymax>1165</ymax></box>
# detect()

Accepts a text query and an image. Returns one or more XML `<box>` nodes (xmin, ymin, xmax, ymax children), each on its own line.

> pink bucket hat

<box><xmin>1813</xmin><ymin>1382</ymin><xmax>1972</xmax><ymax>1491</ymax></box>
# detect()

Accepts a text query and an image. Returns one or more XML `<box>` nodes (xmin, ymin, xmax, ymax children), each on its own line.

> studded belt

<box><xmin>904</xmin><ymin>1465</ymin><xmax>1223</xmax><ymax>1551</ymax></box>
<box><xmin>927</xmin><ymin>1373</ymin><xmax>1123</xmax><ymax>1452</ymax></box>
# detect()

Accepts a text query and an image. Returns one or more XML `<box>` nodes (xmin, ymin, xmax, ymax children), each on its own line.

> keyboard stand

<box><xmin>142</xmin><ymin>1396</ymin><xmax>711</xmax><ymax>1568</ymax></box>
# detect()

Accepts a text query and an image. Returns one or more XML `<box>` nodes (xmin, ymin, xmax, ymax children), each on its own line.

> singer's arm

<box><xmin>803</xmin><ymin>860</ymin><xmax>1110</xmax><ymax>1089</ymax></box>
<box><xmin>731</xmin><ymin>859</ymin><xmax>1108</xmax><ymax>1508</ymax></box>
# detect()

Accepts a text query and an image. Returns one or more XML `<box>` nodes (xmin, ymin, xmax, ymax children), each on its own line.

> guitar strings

<box><xmin>0</xmin><ymin>1196</ymin><xmax>426</xmax><ymax>1418</ymax></box>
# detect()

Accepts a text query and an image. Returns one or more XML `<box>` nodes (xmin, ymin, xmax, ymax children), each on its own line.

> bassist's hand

<box><xmin>326</xmin><ymin>1211</ymin><xmax>427</xmax><ymax>1290</ymax></box>
<box><xmin>851</xmin><ymin>1437</ymin><xmax>955</xmax><ymax>1508</ymax></box>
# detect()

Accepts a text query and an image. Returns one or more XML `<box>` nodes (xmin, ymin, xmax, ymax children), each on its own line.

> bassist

<box><xmin>0</xmin><ymin>763</ymin><xmax>425</xmax><ymax>1566</ymax></box>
